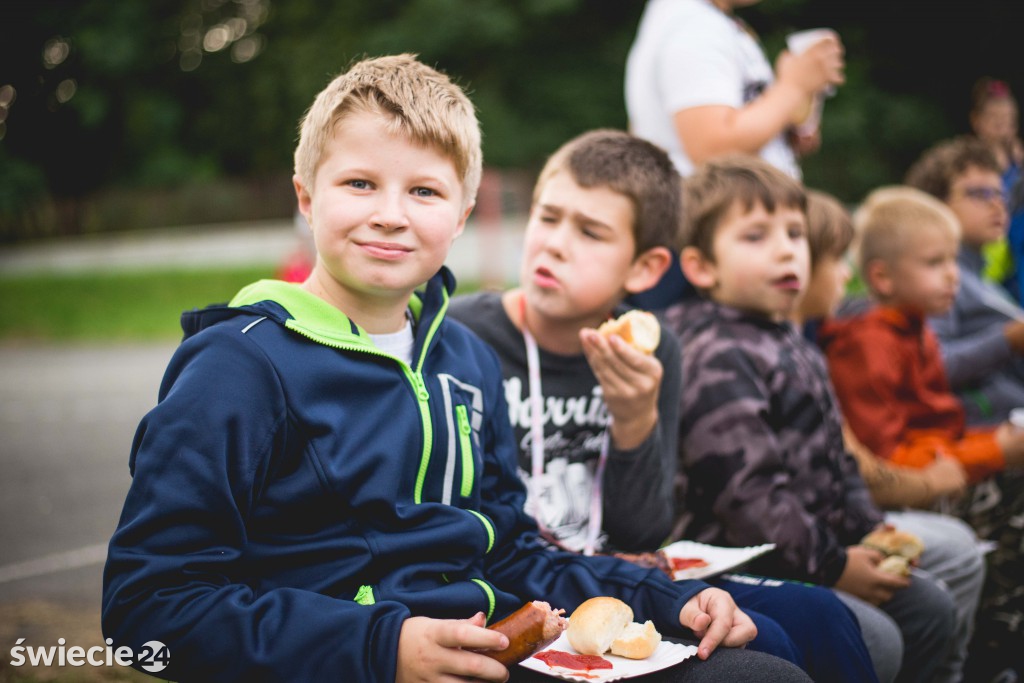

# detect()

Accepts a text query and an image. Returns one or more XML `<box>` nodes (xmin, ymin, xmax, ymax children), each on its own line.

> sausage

<box><xmin>480</xmin><ymin>600</ymin><xmax>567</xmax><ymax>666</ymax></box>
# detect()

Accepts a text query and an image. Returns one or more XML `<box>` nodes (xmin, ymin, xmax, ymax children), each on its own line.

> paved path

<box><xmin>0</xmin><ymin>343</ymin><xmax>176</xmax><ymax>605</ymax></box>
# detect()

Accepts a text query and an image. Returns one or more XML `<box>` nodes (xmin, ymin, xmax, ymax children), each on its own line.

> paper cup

<box><xmin>786</xmin><ymin>28</ymin><xmax>837</xmax><ymax>56</ymax></box>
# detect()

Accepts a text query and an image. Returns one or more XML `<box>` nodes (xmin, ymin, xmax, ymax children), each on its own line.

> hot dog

<box><xmin>480</xmin><ymin>600</ymin><xmax>567</xmax><ymax>666</ymax></box>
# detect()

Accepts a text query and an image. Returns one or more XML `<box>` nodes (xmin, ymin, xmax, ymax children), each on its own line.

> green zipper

<box><xmin>456</xmin><ymin>404</ymin><xmax>475</xmax><ymax>497</ymax></box>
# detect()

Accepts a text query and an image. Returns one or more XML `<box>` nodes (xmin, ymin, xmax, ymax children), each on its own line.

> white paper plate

<box><xmin>660</xmin><ymin>540</ymin><xmax>776</xmax><ymax>580</ymax></box>
<box><xmin>519</xmin><ymin>632</ymin><xmax>697</xmax><ymax>681</ymax></box>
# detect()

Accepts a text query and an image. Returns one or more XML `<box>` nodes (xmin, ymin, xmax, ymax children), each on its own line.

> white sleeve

<box><xmin>655</xmin><ymin>14</ymin><xmax>745</xmax><ymax>114</ymax></box>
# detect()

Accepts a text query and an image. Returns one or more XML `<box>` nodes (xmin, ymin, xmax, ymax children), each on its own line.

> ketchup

<box><xmin>669</xmin><ymin>557</ymin><xmax>709</xmax><ymax>571</ymax></box>
<box><xmin>533</xmin><ymin>650</ymin><xmax>613</xmax><ymax>672</ymax></box>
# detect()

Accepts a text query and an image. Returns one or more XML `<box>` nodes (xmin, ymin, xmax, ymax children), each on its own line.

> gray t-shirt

<box><xmin>448</xmin><ymin>291</ymin><xmax>680</xmax><ymax>553</ymax></box>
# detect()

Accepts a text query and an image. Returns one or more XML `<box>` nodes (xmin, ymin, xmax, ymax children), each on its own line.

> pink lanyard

<box><xmin>520</xmin><ymin>296</ymin><xmax>610</xmax><ymax>556</ymax></box>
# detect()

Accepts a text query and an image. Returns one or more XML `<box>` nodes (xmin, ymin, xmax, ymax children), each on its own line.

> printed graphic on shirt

<box><xmin>503</xmin><ymin>376</ymin><xmax>609</xmax><ymax>552</ymax></box>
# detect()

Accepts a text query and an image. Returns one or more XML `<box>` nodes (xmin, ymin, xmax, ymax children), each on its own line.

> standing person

<box><xmin>102</xmin><ymin>54</ymin><xmax>789</xmax><ymax>683</ymax></box>
<box><xmin>450</xmin><ymin>129</ymin><xmax>878</xmax><ymax>683</ymax></box>
<box><xmin>623</xmin><ymin>0</ymin><xmax>843</xmax><ymax>309</ymax></box>
<box><xmin>624</xmin><ymin>0</ymin><xmax>844</xmax><ymax>181</ymax></box>
<box><xmin>666</xmin><ymin>156</ymin><xmax>957</xmax><ymax>683</ymax></box>
<box><xmin>797</xmin><ymin>189</ymin><xmax>986</xmax><ymax>683</ymax></box>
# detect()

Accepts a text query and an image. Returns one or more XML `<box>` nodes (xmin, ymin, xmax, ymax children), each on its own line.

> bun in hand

<box><xmin>597</xmin><ymin>310</ymin><xmax>660</xmax><ymax>354</ymax></box>
<box><xmin>567</xmin><ymin>597</ymin><xmax>661</xmax><ymax>660</ymax></box>
<box><xmin>861</xmin><ymin>528</ymin><xmax>924</xmax><ymax>562</ymax></box>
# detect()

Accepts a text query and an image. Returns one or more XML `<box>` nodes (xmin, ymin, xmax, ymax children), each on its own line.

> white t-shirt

<box><xmin>625</xmin><ymin>0</ymin><xmax>801</xmax><ymax>178</ymax></box>
<box><xmin>368</xmin><ymin>319</ymin><xmax>414</xmax><ymax>365</ymax></box>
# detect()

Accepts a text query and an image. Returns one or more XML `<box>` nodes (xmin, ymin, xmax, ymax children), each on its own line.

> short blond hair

<box><xmin>294</xmin><ymin>54</ymin><xmax>482</xmax><ymax>207</ymax></box>
<box><xmin>532</xmin><ymin>129</ymin><xmax>682</xmax><ymax>255</ymax></box>
<box><xmin>853</xmin><ymin>186</ymin><xmax>961</xmax><ymax>278</ymax></box>
<box><xmin>680</xmin><ymin>154</ymin><xmax>806</xmax><ymax>258</ymax></box>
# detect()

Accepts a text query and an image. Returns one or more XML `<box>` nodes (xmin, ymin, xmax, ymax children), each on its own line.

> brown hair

<box><xmin>533</xmin><ymin>129</ymin><xmax>682</xmax><ymax>254</ymax></box>
<box><xmin>904</xmin><ymin>136</ymin><xmax>1000</xmax><ymax>201</ymax></box>
<box><xmin>805</xmin><ymin>189</ymin><xmax>854</xmax><ymax>266</ymax></box>
<box><xmin>294</xmin><ymin>54</ymin><xmax>481</xmax><ymax>207</ymax></box>
<box><xmin>679</xmin><ymin>154</ymin><xmax>806</xmax><ymax>259</ymax></box>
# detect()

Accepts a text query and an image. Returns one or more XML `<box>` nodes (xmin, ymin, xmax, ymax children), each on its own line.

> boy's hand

<box><xmin>580</xmin><ymin>328</ymin><xmax>660</xmax><ymax>450</ymax></box>
<box><xmin>834</xmin><ymin>545</ymin><xmax>910</xmax><ymax>606</ymax></box>
<box><xmin>397</xmin><ymin>612</ymin><xmax>510</xmax><ymax>683</ymax></box>
<box><xmin>678</xmin><ymin>587</ymin><xmax>758</xmax><ymax>660</ymax></box>
<box><xmin>995</xmin><ymin>422</ymin><xmax>1024</xmax><ymax>468</ymax></box>
<box><xmin>922</xmin><ymin>454</ymin><xmax>968</xmax><ymax>499</ymax></box>
<box><xmin>1005</xmin><ymin>320</ymin><xmax>1024</xmax><ymax>355</ymax></box>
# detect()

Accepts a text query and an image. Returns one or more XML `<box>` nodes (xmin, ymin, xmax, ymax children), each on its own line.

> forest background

<box><xmin>3</xmin><ymin>0</ymin><xmax>1024</xmax><ymax>242</ymax></box>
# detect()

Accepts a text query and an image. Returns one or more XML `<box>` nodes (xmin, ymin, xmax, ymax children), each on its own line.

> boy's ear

<box><xmin>293</xmin><ymin>174</ymin><xmax>313</xmax><ymax>226</ymax></box>
<box><xmin>624</xmin><ymin>246</ymin><xmax>673</xmax><ymax>294</ymax></box>
<box><xmin>453</xmin><ymin>202</ymin><xmax>475</xmax><ymax>241</ymax></box>
<box><xmin>680</xmin><ymin>246</ymin><xmax>717</xmax><ymax>290</ymax></box>
<box><xmin>863</xmin><ymin>258</ymin><xmax>893</xmax><ymax>298</ymax></box>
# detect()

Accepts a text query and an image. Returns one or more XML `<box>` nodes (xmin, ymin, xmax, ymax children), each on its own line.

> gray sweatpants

<box><xmin>886</xmin><ymin>509</ymin><xmax>986</xmax><ymax>683</ymax></box>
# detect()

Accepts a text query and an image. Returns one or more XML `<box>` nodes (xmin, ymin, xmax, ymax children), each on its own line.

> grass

<box><xmin>0</xmin><ymin>266</ymin><xmax>279</xmax><ymax>343</ymax></box>
<box><xmin>0</xmin><ymin>267</ymin><xmax>482</xmax><ymax>343</ymax></box>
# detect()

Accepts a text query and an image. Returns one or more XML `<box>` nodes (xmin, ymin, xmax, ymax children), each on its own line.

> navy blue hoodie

<box><xmin>102</xmin><ymin>269</ymin><xmax>706</xmax><ymax>681</ymax></box>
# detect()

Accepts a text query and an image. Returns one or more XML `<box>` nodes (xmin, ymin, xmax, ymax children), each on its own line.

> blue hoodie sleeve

<box><xmin>472</xmin><ymin>344</ymin><xmax>709</xmax><ymax>635</ymax></box>
<box><xmin>101</xmin><ymin>328</ymin><xmax>408</xmax><ymax>683</ymax></box>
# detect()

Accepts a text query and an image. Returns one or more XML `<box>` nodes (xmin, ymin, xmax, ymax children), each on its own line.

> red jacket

<box><xmin>819</xmin><ymin>305</ymin><xmax>1003</xmax><ymax>483</ymax></box>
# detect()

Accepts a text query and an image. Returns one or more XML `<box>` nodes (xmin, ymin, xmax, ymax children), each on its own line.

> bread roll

<box><xmin>861</xmin><ymin>529</ymin><xmax>924</xmax><ymax>561</ymax></box>
<box><xmin>877</xmin><ymin>555</ymin><xmax>911</xmax><ymax>577</ymax></box>
<box><xmin>610</xmin><ymin>620</ymin><xmax>661</xmax><ymax>659</ymax></box>
<box><xmin>597</xmin><ymin>310</ymin><xmax>660</xmax><ymax>354</ymax></box>
<box><xmin>567</xmin><ymin>597</ymin><xmax>633</xmax><ymax>656</ymax></box>
<box><xmin>567</xmin><ymin>597</ymin><xmax>661</xmax><ymax>660</ymax></box>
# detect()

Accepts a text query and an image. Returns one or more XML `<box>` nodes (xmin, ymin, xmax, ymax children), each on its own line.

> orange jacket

<box><xmin>819</xmin><ymin>306</ymin><xmax>1003</xmax><ymax>483</ymax></box>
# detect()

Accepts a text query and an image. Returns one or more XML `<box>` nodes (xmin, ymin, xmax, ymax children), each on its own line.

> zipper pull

<box><xmin>412</xmin><ymin>374</ymin><xmax>430</xmax><ymax>401</ymax></box>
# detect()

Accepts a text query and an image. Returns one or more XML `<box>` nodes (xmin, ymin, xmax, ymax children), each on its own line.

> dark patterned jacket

<box><xmin>664</xmin><ymin>299</ymin><xmax>882</xmax><ymax>586</ymax></box>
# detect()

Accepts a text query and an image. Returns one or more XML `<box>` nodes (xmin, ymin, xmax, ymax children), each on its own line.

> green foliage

<box><xmin>0</xmin><ymin>266</ymin><xmax>274</xmax><ymax>342</ymax></box>
<box><xmin>0</xmin><ymin>266</ymin><xmax>482</xmax><ymax>343</ymax></box>
<box><xmin>1</xmin><ymin>0</ymin><xmax>1020</xmax><ymax>238</ymax></box>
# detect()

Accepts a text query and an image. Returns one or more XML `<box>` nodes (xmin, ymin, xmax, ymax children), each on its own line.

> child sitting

<box><xmin>904</xmin><ymin>135</ymin><xmax>1024</xmax><ymax>426</ymax></box>
<box><xmin>820</xmin><ymin>186</ymin><xmax>1024</xmax><ymax>482</ymax></box>
<box><xmin>797</xmin><ymin>189</ymin><xmax>985</xmax><ymax>683</ymax></box>
<box><xmin>102</xmin><ymin>55</ymin><xmax>794</xmax><ymax>683</ymax></box>
<box><xmin>664</xmin><ymin>155</ymin><xmax>956</xmax><ymax>683</ymax></box>
<box><xmin>818</xmin><ymin>184</ymin><xmax>1024</xmax><ymax>682</ymax></box>
<box><xmin>450</xmin><ymin>130</ymin><xmax>878</xmax><ymax>683</ymax></box>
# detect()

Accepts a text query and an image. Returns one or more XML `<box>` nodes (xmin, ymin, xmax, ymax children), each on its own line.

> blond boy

<box><xmin>103</xmin><ymin>55</ymin><xmax>770</xmax><ymax>683</ymax></box>
<box><xmin>667</xmin><ymin>156</ymin><xmax>956</xmax><ymax>683</ymax></box>
<box><xmin>821</xmin><ymin>186</ymin><xmax>1024</xmax><ymax>480</ymax></box>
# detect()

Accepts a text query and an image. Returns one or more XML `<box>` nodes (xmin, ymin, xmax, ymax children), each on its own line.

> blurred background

<box><xmin>1</xmin><ymin>1</ymin><xmax>1023</xmax><ymax>680</ymax></box>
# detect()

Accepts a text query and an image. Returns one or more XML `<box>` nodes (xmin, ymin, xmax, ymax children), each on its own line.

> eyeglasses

<box><xmin>955</xmin><ymin>186</ymin><xmax>1008</xmax><ymax>204</ymax></box>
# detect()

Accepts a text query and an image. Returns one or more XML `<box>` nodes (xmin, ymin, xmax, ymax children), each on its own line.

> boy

<box><xmin>904</xmin><ymin>135</ymin><xmax>1024</xmax><ymax>426</ymax></box>
<box><xmin>102</xmin><ymin>55</ymin><xmax>794</xmax><ymax>683</ymax></box>
<box><xmin>818</xmin><ymin>185</ymin><xmax>1024</xmax><ymax>681</ymax></box>
<box><xmin>450</xmin><ymin>130</ymin><xmax>878</xmax><ymax>683</ymax></box>
<box><xmin>798</xmin><ymin>189</ymin><xmax>985</xmax><ymax>683</ymax></box>
<box><xmin>665</xmin><ymin>155</ymin><xmax>956</xmax><ymax>683</ymax></box>
<box><xmin>820</xmin><ymin>187</ymin><xmax>1024</xmax><ymax>481</ymax></box>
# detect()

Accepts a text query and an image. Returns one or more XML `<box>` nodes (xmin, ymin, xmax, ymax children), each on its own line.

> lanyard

<box><xmin>519</xmin><ymin>295</ymin><xmax>609</xmax><ymax>556</ymax></box>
